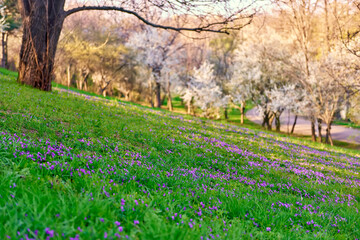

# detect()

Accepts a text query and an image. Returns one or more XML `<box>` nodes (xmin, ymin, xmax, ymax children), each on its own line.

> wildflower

<box><xmin>70</xmin><ymin>235</ymin><xmax>80</xmax><ymax>240</ymax></box>
<box><xmin>45</xmin><ymin>228</ymin><xmax>54</xmax><ymax>238</ymax></box>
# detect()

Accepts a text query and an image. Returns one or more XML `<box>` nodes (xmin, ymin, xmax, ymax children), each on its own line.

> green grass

<box><xmin>0</xmin><ymin>67</ymin><xmax>18</xmax><ymax>78</ymax></box>
<box><xmin>52</xmin><ymin>81</ymin><xmax>360</xmax><ymax>151</ymax></box>
<box><xmin>0</xmin><ymin>69</ymin><xmax>360</xmax><ymax>239</ymax></box>
<box><xmin>52</xmin><ymin>82</ymin><xmax>113</xmax><ymax>100</ymax></box>
<box><xmin>333</xmin><ymin>119</ymin><xmax>360</xmax><ymax>129</ymax></box>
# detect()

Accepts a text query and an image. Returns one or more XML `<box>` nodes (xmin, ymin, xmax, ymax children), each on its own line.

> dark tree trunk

<box><xmin>167</xmin><ymin>82</ymin><xmax>173</xmax><ymax>111</ymax></box>
<box><xmin>18</xmin><ymin>0</ymin><xmax>66</xmax><ymax>91</ymax></box>
<box><xmin>325</xmin><ymin>122</ymin><xmax>333</xmax><ymax>146</ymax></box>
<box><xmin>317</xmin><ymin>118</ymin><xmax>323</xmax><ymax>143</ymax></box>
<box><xmin>311</xmin><ymin>117</ymin><xmax>317</xmax><ymax>142</ymax></box>
<box><xmin>167</xmin><ymin>95</ymin><xmax>173</xmax><ymax>111</ymax></box>
<box><xmin>262</xmin><ymin>112</ymin><xmax>269</xmax><ymax>128</ymax></box>
<box><xmin>81</xmin><ymin>70</ymin><xmax>89</xmax><ymax>91</ymax></box>
<box><xmin>291</xmin><ymin>115</ymin><xmax>297</xmax><ymax>134</ymax></box>
<box><xmin>240</xmin><ymin>101</ymin><xmax>245</xmax><ymax>124</ymax></box>
<box><xmin>287</xmin><ymin>109</ymin><xmax>290</xmax><ymax>134</ymax></box>
<box><xmin>1</xmin><ymin>32</ymin><xmax>8</xmax><ymax>68</ymax></box>
<box><xmin>224</xmin><ymin>107</ymin><xmax>228</xmax><ymax>120</ymax></box>
<box><xmin>275</xmin><ymin>115</ymin><xmax>281</xmax><ymax>132</ymax></box>
<box><xmin>155</xmin><ymin>82</ymin><xmax>161</xmax><ymax>108</ymax></box>
<box><xmin>149</xmin><ymin>80</ymin><xmax>154</xmax><ymax>108</ymax></box>
<box><xmin>268</xmin><ymin>113</ymin><xmax>274</xmax><ymax>131</ymax></box>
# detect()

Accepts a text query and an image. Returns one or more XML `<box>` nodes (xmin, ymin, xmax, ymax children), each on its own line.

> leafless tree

<box><xmin>275</xmin><ymin>0</ymin><xmax>320</xmax><ymax>141</ymax></box>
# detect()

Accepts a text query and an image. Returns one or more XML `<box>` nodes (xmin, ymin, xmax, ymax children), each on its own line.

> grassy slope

<box><xmin>52</xmin><ymin>78</ymin><xmax>360</xmax><ymax>150</ymax></box>
<box><xmin>0</xmin><ymin>70</ymin><xmax>360</xmax><ymax>240</ymax></box>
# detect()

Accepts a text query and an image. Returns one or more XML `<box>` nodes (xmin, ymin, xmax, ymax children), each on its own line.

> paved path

<box><xmin>246</xmin><ymin>108</ymin><xmax>360</xmax><ymax>144</ymax></box>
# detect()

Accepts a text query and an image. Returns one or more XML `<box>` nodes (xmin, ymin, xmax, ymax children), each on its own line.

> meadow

<box><xmin>0</xmin><ymin>70</ymin><xmax>359</xmax><ymax>240</ymax></box>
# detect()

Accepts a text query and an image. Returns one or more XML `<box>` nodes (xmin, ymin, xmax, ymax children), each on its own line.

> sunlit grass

<box><xmin>0</xmin><ymin>69</ymin><xmax>359</xmax><ymax>239</ymax></box>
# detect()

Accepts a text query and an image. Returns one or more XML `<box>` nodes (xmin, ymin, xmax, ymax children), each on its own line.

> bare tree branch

<box><xmin>65</xmin><ymin>5</ymin><xmax>255</xmax><ymax>34</ymax></box>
